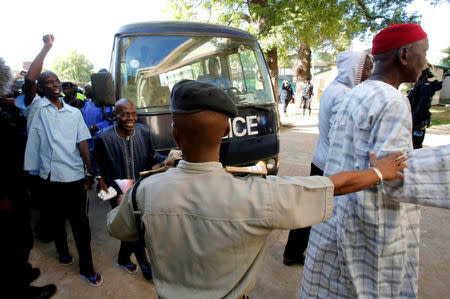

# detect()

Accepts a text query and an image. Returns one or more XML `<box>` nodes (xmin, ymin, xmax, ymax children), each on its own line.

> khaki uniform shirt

<box><xmin>107</xmin><ymin>160</ymin><xmax>334</xmax><ymax>298</ymax></box>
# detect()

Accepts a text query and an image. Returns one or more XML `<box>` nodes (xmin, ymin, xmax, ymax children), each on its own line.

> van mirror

<box><xmin>91</xmin><ymin>72</ymin><xmax>116</xmax><ymax>107</ymax></box>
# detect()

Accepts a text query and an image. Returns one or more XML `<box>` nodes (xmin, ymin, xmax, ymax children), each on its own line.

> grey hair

<box><xmin>0</xmin><ymin>58</ymin><xmax>13</xmax><ymax>96</ymax></box>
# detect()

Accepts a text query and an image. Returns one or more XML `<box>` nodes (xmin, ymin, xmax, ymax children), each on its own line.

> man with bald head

<box><xmin>23</xmin><ymin>35</ymin><xmax>102</xmax><ymax>287</ymax></box>
<box><xmin>107</xmin><ymin>80</ymin><xmax>409</xmax><ymax>298</ymax></box>
<box><xmin>300</xmin><ymin>24</ymin><xmax>450</xmax><ymax>298</ymax></box>
<box><xmin>92</xmin><ymin>98</ymin><xmax>166</xmax><ymax>280</ymax></box>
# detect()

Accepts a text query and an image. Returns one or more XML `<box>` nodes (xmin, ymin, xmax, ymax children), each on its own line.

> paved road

<box><xmin>29</xmin><ymin>114</ymin><xmax>450</xmax><ymax>298</ymax></box>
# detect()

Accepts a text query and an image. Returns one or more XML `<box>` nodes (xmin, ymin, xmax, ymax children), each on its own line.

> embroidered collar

<box><xmin>113</xmin><ymin>124</ymin><xmax>135</xmax><ymax>141</ymax></box>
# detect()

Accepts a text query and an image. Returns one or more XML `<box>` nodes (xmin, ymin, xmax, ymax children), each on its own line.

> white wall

<box><xmin>440</xmin><ymin>75</ymin><xmax>450</xmax><ymax>101</ymax></box>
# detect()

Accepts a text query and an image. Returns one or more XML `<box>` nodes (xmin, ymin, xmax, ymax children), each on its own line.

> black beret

<box><xmin>170</xmin><ymin>80</ymin><xmax>237</xmax><ymax>117</ymax></box>
<box><xmin>61</xmin><ymin>82</ymin><xmax>75</xmax><ymax>88</ymax></box>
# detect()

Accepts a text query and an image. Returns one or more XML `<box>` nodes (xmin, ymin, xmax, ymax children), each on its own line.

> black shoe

<box><xmin>25</xmin><ymin>284</ymin><xmax>57</xmax><ymax>299</ymax></box>
<box><xmin>282</xmin><ymin>256</ymin><xmax>305</xmax><ymax>266</ymax></box>
<box><xmin>27</xmin><ymin>268</ymin><xmax>41</xmax><ymax>283</ymax></box>
<box><xmin>142</xmin><ymin>268</ymin><xmax>152</xmax><ymax>280</ymax></box>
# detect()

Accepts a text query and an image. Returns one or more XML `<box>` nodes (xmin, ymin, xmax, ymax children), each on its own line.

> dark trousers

<box><xmin>301</xmin><ymin>96</ymin><xmax>312</xmax><ymax>115</ymax></box>
<box><xmin>283</xmin><ymin>163</ymin><xmax>324</xmax><ymax>260</ymax></box>
<box><xmin>109</xmin><ymin>196</ymin><xmax>149</xmax><ymax>267</ymax></box>
<box><xmin>0</xmin><ymin>182</ymin><xmax>34</xmax><ymax>297</ymax></box>
<box><xmin>1</xmin><ymin>210</ymin><xmax>34</xmax><ymax>298</ymax></box>
<box><xmin>281</xmin><ymin>99</ymin><xmax>290</xmax><ymax>114</ymax></box>
<box><xmin>31</xmin><ymin>175</ymin><xmax>55</xmax><ymax>243</ymax></box>
<box><xmin>40</xmin><ymin>178</ymin><xmax>94</xmax><ymax>275</ymax></box>
<box><xmin>412</xmin><ymin>131</ymin><xmax>425</xmax><ymax>149</ymax></box>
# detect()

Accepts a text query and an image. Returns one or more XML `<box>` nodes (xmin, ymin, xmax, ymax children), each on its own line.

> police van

<box><xmin>92</xmin><ymin>21</ymin><xmax>280</xmax><ymax>174</ymax></box>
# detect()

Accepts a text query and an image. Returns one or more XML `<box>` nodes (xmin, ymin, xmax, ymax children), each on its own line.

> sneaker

<box><xmin>79</xmin><ymin>272</ymin><xmax>103</xmax><ymax>287</ymax></box>
<box><xmin>57</xmin><ymin>254</ymin><xmax>75</xmax><ymax>266</ymax></box>
<box><xmin>118</xmin><ymin>262</ymin><xmax>139</xmax><ymax>275</ymax></box>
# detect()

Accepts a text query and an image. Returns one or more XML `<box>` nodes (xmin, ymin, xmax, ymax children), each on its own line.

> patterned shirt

<box><xmin>300</xmin><ymin>80</ymin><xmax>450</xmax><ymax>298</ymax></box>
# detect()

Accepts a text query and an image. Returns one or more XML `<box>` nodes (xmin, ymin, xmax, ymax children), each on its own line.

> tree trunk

<box><xmin>248</xmin><ymin>0</ymin><xmax>279</xmax><ymax>103</ymax></box>
<box><xmin>294</xmin><ymin>42</ymin><xmax>312</xmax><ymax>95</ymax></box>
<box><xmin>265</xmin><ymin>47</ymin><xmax>279</xmax><ymax>103</ymax></box>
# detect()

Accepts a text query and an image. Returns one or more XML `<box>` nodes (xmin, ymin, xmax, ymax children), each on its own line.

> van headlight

<box><xmin>266</xmin><ymin>159</ymin><xmax>276</xmax><ymax>170</ymax></box>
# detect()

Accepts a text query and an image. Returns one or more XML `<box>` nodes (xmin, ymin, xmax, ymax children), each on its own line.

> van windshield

<box><xmin>118</xmin><ymin>35</ymin><xmax>275</xmax><ymax>112</ymax></box>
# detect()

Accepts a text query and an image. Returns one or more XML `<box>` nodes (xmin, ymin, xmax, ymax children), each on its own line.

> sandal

<box><xmin>79</xmin><ymin>272</ymin><xmax>103</xmax><ymax>287</ymax></box>
<box><xmin>118</xmin><ymin>262</ymin><xmax>139</xmax><ymax>275</ymax></box>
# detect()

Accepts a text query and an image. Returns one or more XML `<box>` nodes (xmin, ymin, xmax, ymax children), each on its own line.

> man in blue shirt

<box><xmin>81</xmin><ymin>82</ymin><xmax>113</xmax><ymax>150</ymax></box>
<box><xmin>199</xmin><ymin>57</ymin><xmax>232</xmax><ymax>89</ymax></box>
<box><xmin>23</xmin><ymin>34</ymin><xmax>103</xmax><ymax>287</ymax></box>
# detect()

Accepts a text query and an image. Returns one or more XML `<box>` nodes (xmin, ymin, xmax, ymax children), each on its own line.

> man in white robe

<box><xmin>282</xmin><ymin>51</ymin><xmax>374</xmax><ymax>267</ymax></box>
<box><xmin>300</xmin><ymin>24</ymin><xmax>450</xmax><ymax>298</ymax></box>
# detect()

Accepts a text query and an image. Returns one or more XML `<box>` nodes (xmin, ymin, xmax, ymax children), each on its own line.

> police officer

<box><xmin>107</xmin><ymin>80</ymin><xmax>407</xmax><ymax>298</ymax></box>
<box><xmin>62</xmin><ymin>82</ymin><xmax>85</xmax><ymax>109</ymax></box>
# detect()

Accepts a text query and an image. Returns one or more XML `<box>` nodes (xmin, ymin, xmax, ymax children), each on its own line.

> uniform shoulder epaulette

<box><xmin>139</xmin><ymin>166</ymin><xmax>170</xmax><ymax>179</ymax></box>
<box><xmin>225</xmin><ymin>161</ymin><xmax>267</xmax><ymax>176</ymax></box>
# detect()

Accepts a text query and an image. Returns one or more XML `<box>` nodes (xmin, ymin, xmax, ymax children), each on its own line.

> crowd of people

<box><xmin>0</xmin><ymin>22</ymin><xmax>449</xmax><ymax>299</ymax></box>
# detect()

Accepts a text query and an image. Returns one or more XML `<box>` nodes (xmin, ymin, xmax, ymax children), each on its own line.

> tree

<box><xmin>165</xmin><ymin>0</ymin><xmax>419</xmax><ymax>96</ymax></box>
<box><xmin>268</xmin><ymin>0</ymin><xmax>420</xmax><ymax>94</ymax></box>
<box><xmin>441</xmin><ymin>46</ymin><xmax>450</xmax><ymax>67</ymax></box>
<box><xmin>53</xmin><ymin>50</ymin><xmax>94</xmax><ymax>83</ymax></box>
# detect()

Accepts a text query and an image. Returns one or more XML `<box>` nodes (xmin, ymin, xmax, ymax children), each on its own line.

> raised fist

<box><xmin>42</xmin><ymin>34</ymin><xmax>54</xmax><ymax>48</ymax></box>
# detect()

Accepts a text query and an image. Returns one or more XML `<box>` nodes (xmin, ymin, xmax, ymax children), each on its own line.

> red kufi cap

<box><xmin>372</xmin><ymin>23</ymin><xmax>427</xmax><ymax>55</ymax></box>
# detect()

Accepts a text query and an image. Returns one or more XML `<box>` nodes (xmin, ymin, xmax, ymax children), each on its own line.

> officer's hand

<box><xmin>42</xmin><ymin>34</ymin><xmax>54</xmax><ymax>49</ymax></box>
<box><xmin>369</xmin><ymin>152</ymin><xmax>408</xmax><ymax>181</ymax></box>
<box><xmin>163</xmin><ymin>149</ymin><xmax>182</xmax><ymax>166</ymax></box>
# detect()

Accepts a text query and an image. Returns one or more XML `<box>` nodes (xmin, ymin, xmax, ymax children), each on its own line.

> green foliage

<box><xmin>270</xmin><ymin>0</ymin><xmax>419</xmax><ymax>62</ymax></box>
<box><xmin>53</xmin><ymin>50</ymin><xmax>94</xmax><ymax>83</ymax></box>
<box><xmin>165</xmin><ymin>0</ymin><xmax>419</xmax><ymax>58</ymax></box>
<box><xmin>441</xmin><ymin>46</ymin><xmax>450</xmax><ymax>67</ymax></box>
<box><xmin>430</xmin><ymin>106</ymin><xmax>450</xmax><ymax>127</ymax></box>
<box><xmin>165</xmin><ymin>0</ymin><xmax>420</xmax><ymax>85</ymax></box>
